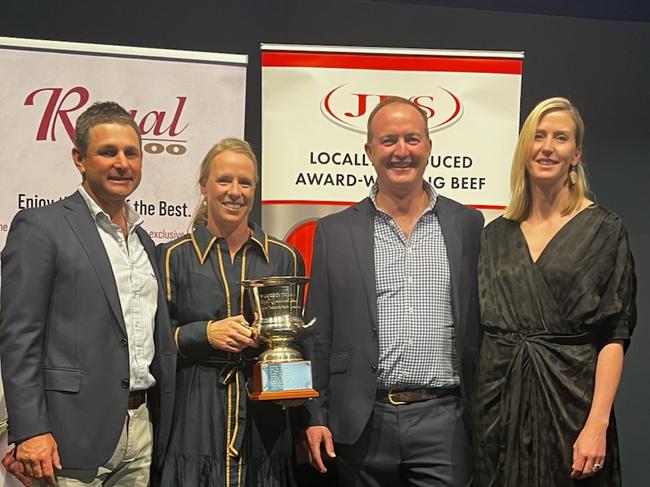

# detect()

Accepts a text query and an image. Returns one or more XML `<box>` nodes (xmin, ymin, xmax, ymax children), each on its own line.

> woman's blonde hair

<box><xmin>190</xmin><ymin>137</ymin><xmax>259</xmax><ymax>228</ymax></box>
<box><xmin>504</xmin><ymin>97</ymin><xmax>588</xmax><ymax>221</ymax></box>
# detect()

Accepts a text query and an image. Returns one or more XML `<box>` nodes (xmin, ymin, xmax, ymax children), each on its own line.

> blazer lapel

<box><xmin>136</xmin><ymin>226</ymin><xmax>166</xmax><ymax>312</ymax></box>
<box><xmin>348</xmin><ymin>199</ymin><xmax>378</xmax><ymax>328</ymax></box>
<box><xmin>136</xmin><ymin>226</ymin><xmax>159</xmax><ymax>280</ymax></box>
<box><xmin>64</xmin><ymin>192</ymin><xmax>127</xmax><ymax>336</ymax></box>
<box><xmin>436</xmin><ymin>197</ymin><xmax>463</xmax><ymax>335</ymax></box>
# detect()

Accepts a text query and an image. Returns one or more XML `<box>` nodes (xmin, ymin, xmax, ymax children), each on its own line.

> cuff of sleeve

<box><xmin>8</xmin><ymin>424</ymin><xmax>51</xmax><ymax>448</ymax></box>
<box><xmin>304</xmin><ymin>400</ymin><xmax>328</xmax><ymax>427</ymax></box>
<box><xmin>176</xmin><ymin>321</ymin><xmax>213</xmax><ymax>360</ymax></box>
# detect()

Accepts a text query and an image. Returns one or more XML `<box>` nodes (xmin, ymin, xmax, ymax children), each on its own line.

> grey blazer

<box><xmin>302</xmin><ymin>195</ymin><xmax>484</xmax><ymax>445</ymax></box>
<box><xmin>0</xmin><ymin>191</ymin><xmax>175</xmax><ymax>470</ymax></box>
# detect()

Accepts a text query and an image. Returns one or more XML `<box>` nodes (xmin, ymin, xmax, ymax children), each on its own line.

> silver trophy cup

<box><xmin>241</xmin><ymin>276</ymin><xmax>318</xmax><ymax>400</ymax></box>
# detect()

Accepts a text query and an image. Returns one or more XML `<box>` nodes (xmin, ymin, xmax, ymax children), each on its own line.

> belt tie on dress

<box><xmin>197</xmin><ymin>355</ymin><xmax>253</xmax><ymax>459</ymax></box>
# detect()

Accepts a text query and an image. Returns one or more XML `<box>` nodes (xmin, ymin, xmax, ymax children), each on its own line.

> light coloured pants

<box><xmin>39</xmin><ymin>402</ymin><xmax>152</xmax><ymax>487</ymax></box>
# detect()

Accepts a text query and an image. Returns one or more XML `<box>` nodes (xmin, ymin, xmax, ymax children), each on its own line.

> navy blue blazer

<box><xmin>302</xmin><ymin>195</ymin><xmax>483</xmax><ymax>444</ymax></box>
<box><xmin>0</xmin><ymin>191</ymin><xmax>175</xmax><ymax>470</ymax></box>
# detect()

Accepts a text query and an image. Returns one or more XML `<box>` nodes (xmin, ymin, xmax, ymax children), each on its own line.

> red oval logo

<box><xmin>321</xmin><ymin>84</ymin><xmax>462</xmax><ymax>134</ymax></box>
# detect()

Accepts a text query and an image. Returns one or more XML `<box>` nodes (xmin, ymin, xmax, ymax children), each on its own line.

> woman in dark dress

<box><xmin>473</xmin><ymin>98</ymin><xmax>636</xmax><ymax>487</ymax></box>
<box><xmin>158</xmin><ymin>138</ymin><xmax>304</xmax><ymax>487</ymax></box>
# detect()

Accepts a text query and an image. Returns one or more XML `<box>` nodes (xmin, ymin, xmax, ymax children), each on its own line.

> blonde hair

<box><xmin>190</xmin><ymin>137</ymin><xmax>259</xmax><ymax>228</ymax></box>
<box><xmin>505</xmin><ymin>97</ymin><xmax>588</xmax><ymax>221</ymax></box>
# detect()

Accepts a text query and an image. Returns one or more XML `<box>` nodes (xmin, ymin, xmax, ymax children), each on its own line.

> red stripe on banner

<box><xmin>262</xmin><ymin>52</ymin><xmax>522</xmax><ymax>75</ymax></box>
<box><xmin>262</xmin><ymin>200</ymin><xmax>356</xmax><ymax>206</ymax></box>
<box><xmin>262</xmin><ymin>200</ymin><xmax>506</xmax><ymax>210</ymax></box>
<box><xmin>469</xmin><ymin>204</ymin><xmax>507</xmax><ymax>210</ymax></box>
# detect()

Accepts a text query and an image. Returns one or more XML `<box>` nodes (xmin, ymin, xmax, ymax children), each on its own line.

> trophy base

<box><xmin>249</xmin><ymin>360</ymin><xmax>320</xmax><ymax>401</ymax></box>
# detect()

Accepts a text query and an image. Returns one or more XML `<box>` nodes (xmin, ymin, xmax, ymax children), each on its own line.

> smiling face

<box><xmin>364</xmin><ymin>102</ymin><xmax>432</xmax><ymax>198</ymax></box>
<box><xmin>72</xmin><ymin>122</ymin><xmax>142</xmax><ymax>212</ymax></box>
<box><xmin>528</xmin><ymin>109</ymin><xmax>582</xmax><ymax>188</ymax></box>
<box><xmin>200</xmin><ymin>150</ymin><xmax>256</xmax><ymax>235</ymax></box>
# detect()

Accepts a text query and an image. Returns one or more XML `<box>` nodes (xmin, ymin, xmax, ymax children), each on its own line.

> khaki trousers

<box><xmin>39</xmin><ymin>402</ymin><xmax>152</xmax><ymax>487</ymax></box>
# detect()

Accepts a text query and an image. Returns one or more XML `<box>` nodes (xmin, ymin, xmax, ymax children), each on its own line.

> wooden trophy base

<box><xmin>249</xmin><ymin>360</ymin><xmax>319</xmax><ymax>401</ymax></box>
<box><xmin>248</xmin><ymin>389</ymin><xmax>320</xmax><ymax>401</ymax></box>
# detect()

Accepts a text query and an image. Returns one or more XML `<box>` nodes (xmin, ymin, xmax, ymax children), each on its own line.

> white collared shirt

<box><xmin>78</xmin><ymin>185</ymin><xmax>157</xmax><ymax>391</ymax></box>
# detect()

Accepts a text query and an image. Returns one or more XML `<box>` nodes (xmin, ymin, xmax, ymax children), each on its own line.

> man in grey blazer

<box><xmin>0</xmin><ymin>102</ymin><xmax>175</xmax><ymax>486</ymax></box>
<box><xmin>302</xmin><ymin>97</ymin><xmax>484</xmax><ymax>486</ymax></box>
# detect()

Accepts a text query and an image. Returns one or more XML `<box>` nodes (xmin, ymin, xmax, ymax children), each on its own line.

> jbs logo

<box><xmin>321</xmin><ymin>84</ymin><xmax>462</xmax><ymax>134</ymax></box>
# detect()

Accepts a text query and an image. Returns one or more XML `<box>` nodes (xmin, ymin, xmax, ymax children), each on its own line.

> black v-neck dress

<box><xmin>472</xmin><ymin>206</ymin><xmax>636</xmax><ymax>487</ymax></box>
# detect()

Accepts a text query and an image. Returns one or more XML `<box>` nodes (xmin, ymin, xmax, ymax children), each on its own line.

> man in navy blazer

<box><xmin>302</xmin><ymin>97</ymin><xmax>483</xmax><ymax>486</ymax></box>
<box><xmin>0</xmin><ymin>102</ymin><xmax>175</xmax><ymax>486</ymax></box>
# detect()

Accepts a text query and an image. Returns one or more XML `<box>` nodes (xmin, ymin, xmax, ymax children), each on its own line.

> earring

<box><xmin>569</xmin><ymin>166</ymin><xmax>577</xmax><ymax>186</ymax></box>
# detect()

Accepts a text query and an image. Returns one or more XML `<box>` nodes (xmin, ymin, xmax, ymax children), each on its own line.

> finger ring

<box><xmin>593</xmin><ymin>463</ymin><xmax>603</xmax><ymax>472</ymax></box>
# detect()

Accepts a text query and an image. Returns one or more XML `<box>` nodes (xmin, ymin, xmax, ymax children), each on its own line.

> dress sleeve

<box><xmin>157</xmin><ymin>242</ymin><xmax>219</xmax><ymax>360</ymax></box>
<box><xmin>597</xmin><ymin>223</ymin><xmax>637</xmax><ymax>349</ymax></box>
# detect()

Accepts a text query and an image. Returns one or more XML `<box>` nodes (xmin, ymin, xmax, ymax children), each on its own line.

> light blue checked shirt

<box><xmin>370</xmin><ymin>181</ymin><xmax>459</xmax><ymax>390</ymax></box>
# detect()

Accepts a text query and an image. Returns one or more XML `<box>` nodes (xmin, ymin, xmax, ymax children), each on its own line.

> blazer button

<box><xmin>121</xmin><ymin>379</ymin><xmax>129</xmax><ymax>389</ymax></box>
<box><xmin>121</xmin><ymin>338</ymin><xmax>128</xmax><ymax>348</ymax></box>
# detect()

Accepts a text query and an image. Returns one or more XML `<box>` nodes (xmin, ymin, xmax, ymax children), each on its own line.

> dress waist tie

<box><xmin>483</xmin><ymin>328</ymin><xmax>593</xmax><ymax>487</ymax></box>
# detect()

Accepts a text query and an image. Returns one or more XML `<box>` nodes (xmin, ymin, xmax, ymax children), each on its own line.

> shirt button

<box><xmin>121</xmin><ymin>338</ymin><xmax>128</xmax><ymax>348</ymax></box>
<box><xmin>121</xmin><ymin>379</ymin><xmax>129</xmax><ymax>389</ymax></box>
<box><xmin>371</xmin><ymin>365</ymin><xmax>378</xmax><ymax>373</ymax></box>
<box><xmin>406</xmin><ymin>276</ymin><xmax>413</xmax><ymax>283</ymax></box>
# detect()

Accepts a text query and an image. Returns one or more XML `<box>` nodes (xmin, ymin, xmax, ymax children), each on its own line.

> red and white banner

<box><xmin>0</xmin><ymin>36</ymin><xmax>247</xmax><ymax>484</ymax></box>
<box><xmin>261</xmin><ymin>44</ymin><xmax>523</xmax><ymax>270</ymax></box>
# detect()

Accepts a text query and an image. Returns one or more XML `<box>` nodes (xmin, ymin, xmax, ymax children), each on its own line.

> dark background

<box><xmin>2</xmin><ymin>0</ymin><xmax>648</xmax><ymax>483</ymax></box>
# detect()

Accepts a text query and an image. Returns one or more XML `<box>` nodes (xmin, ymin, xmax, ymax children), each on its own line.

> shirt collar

<box><xmin>77</xmin><ymin>185</ymin><xmax>142</xmax><ymax>233</ymax></box>
<box><xmin>190</xmin><ymin>221</ymin><xmax>270</xmax><ymax>265</ymax></box>
<box><xmin>369</xmin><ymin>180</ymin><xmax>438</xmax><ymax>216</ymax></box>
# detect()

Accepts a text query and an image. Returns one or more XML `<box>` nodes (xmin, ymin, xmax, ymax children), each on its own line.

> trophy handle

<box><xmin>302</xmin><ymin>317</ymin><xmax>317</xmax><ymax>329</ymax></box>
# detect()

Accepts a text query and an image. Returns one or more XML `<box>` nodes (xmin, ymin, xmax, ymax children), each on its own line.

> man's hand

<box><xmin>16</xmin><ymin>433</ymin><xmax>61</xmax><ymax>486</ymax></box>
<box><xmin>207</xmin><ymin>315</ymin><xmax>258</xmax><ymax>352</ymax></box>
<box><xmin>2</xmin><ymin>448</ymin><xmax>32</xmax><ymax>487</ymax></box>
<box><xmin>303</xmin><ymin>426</ymin><xmax>336</xmax><ymax>473</ymax></box>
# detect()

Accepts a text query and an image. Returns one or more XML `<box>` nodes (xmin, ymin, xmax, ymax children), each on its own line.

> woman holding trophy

<box><xmin>158</xmin><ymin>138</ymin><xmax>304</xmax><ymax>487</ymax></box>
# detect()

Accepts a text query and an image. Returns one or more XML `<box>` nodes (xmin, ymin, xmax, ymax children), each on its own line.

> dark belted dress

<box><xmin>472</xmin><ymin>206</ymin><xmax>636</xmax><ymax>487</ymax></box>
<box><xmin>157</xmin><ymin>223</ymin><xmax>304</xmax><ymax>487</ymax></box>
